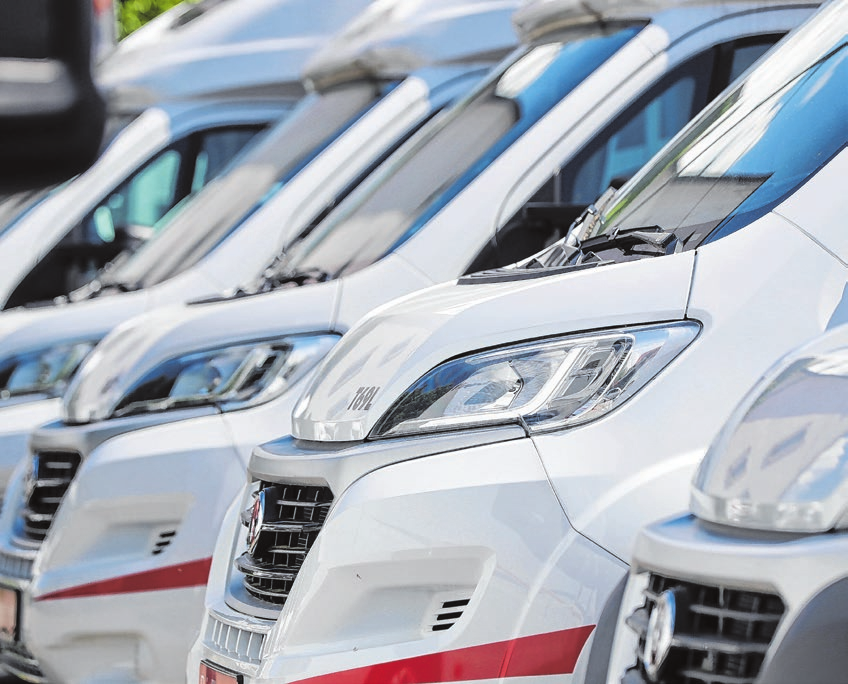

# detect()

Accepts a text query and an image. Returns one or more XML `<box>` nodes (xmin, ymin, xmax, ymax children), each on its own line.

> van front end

<box><xmin>191</xmin><ymin>427</ymin><xmax>626</xmax><ymax>684</ymax></box>
<box><xmin>604</xmin><ymin>323</ymin><xmax>848</xmax><ymax>684</ymax></box>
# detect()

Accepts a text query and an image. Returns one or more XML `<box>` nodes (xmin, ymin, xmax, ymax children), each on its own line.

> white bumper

<box><xmin>23</xmin><ymin>412</ymin><xmax>244</xmax><ymax>684</ymax></box>
<box><xmin>605</xmin><ymin>515</ymin><xmax>848</xmax><ymax>684</ymax></box>
<box><xmin>191</xmin><ymin>433</ymin><xmax>627</xmax><ymax>683</ymax></box>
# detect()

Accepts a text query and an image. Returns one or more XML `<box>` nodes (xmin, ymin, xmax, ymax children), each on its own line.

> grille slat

<box><xmin>625</xmin><ymin>572</ymin><xmax>785</xmax><ymax>684</ymax></box>
<box><xmin>15</xmin><ymin>451</ymin><xmax>81</xmax><ymax>545</ymax></box>
<box><xmin>235</xmin><ymin>482</ymin><xmax>333</xmax><ymax>607</ymax></box>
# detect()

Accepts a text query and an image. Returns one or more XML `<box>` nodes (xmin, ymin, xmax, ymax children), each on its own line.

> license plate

<box><xmin>199</xmin><ymin>661</ymin><xmax>241</xmax><ymax>684</ymax></box>
<box><xmin>0</xmin><ymin>587</ymin><xmax>17</xmax><ymax>641</ymax></box>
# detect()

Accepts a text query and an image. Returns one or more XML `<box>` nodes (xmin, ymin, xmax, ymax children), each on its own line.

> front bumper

<box><xmin>20</xmin><ymin>410</ymin><xmax>244</xmax><ymax>684</ymax></box>
<box><xmin>603</xmin><ymin>514</ymin><xmax>848</xmax><ymax>684</ymax></box>
<box><xmin>0</xmin><ymin>453</ymin><xmax>44</xmax><ymax>681</ymax></box>
<box><xmin>192</xmin><ymin>430</ymin><xmax>626</xmax><ymax>683</ymax></box>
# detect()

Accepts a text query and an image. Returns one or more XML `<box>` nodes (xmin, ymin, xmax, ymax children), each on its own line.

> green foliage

<box><xmin>118</xmin><ymin>0</ymin><xmax>191</xmax><ymax>39</ymax></box>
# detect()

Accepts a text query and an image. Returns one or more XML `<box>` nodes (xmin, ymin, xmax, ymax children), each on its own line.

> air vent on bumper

<box><xmin>431</xmin><ymin>598</ymin><xmax>471</xmax><ymax>632</ymax></box>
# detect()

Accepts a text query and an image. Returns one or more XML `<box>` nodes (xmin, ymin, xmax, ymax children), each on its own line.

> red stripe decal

<box><xmin>290</xmin><ymin>625</ymin><xmax>595</xmax><ymax>684</ymax></box>
<box><xmin>35</xmin><ymin>557</ymin><xmax>212</xmax><ymax>601</ymax></box>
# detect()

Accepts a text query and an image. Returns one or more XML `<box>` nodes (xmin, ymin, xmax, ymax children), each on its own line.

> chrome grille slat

<box><xmin>678</xmin><ymin>669</ymin><xmax>754</xmax><ymax>684</ymax></box>
<box><xmin>30</xmin><ymin>478</ymin><xmax>68</xmax><ymax>488</ymax></box>
<box><xmin>234</xmin><ymin>554</ymin><xmax>297</xmax><ymax>581</ymax></box>
<box><xmin>19</xmin><ymin>509</ymin><xmax>53</xmax><ymax>523</ymax></box>
<box><xmin>15</xmin><ymin>451</ymin><xmax>81</xmax><ymax>545</ymax></box>
<box><xmin>671</xmin><ymin>634</ymin><xmax>769</xmax><ymax>655</ymax></box>
<box><xmin>235</xmin><ymin>482</ymin><xmax>333</xmax><ymax>607</ymax></box>
<box><xmin>688</xmin><ymin>603</ymin><xmax>781</xmax><ymax>622</ymax></box>
<box><xmin>625</xmin><ymin>572</ymin><xmax>785</xmax><ymax>684</ymax></box>
<box><xmin>268</xmin><ymin>546</ymin><xmax>308</xmax><ymax>555</ymax></box>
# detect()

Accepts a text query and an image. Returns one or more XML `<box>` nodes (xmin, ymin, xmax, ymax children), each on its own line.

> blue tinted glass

<box><xmin>598</xmin><ymin>39</ymin><xmax>848</xmax><ymax>247</ymax></box>
<box><xmin>400</xmin><ymin>28</ymin><xmax>640</xmax><ymax>249</ymax></box>
<box><xmin>286</xmin><ymin>26</ymin><xmax>641</xmax><ymax>278</ymax></box>
<box><xmin>711</xmin><ymin>45</ymin><xmax>848</xmax><ymax>238</ymax></box>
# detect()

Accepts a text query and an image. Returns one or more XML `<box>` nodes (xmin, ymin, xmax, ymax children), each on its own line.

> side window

<box><xmin>561</xmin><ymin>51</ymin><xmax>714</xmax><ymax>207</ymax></box>
<box><xmin>191</xmin><ymin>128</ymin><xmax>259</xmax><ymax>191</ymax></box>
<box><xmin>93</xmin><ymin>147</ymin><xmax>185</xmax><ymax>244</ymax></box>
<box><xmin>5</xmin><ymin>124</ymin><xmax>263</xmax><ymax>308</ymax></box>
<box><xmin>728</xmin><ymin>42</ymin><xmax>774</xmax><ymax>82</ymax></box>
<box><xmin>471</xmin><ymin>33</ymin><xmax>783</xmax><ymax>272</ymax></box>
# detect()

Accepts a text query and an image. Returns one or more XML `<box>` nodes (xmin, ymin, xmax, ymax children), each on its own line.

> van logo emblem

<box><xmin>642</xmin><ymin>589</ymin><xmax>680</xmax><ymax>681</ymax></box>
<box><xmin>247</xmin><ymin>489</ymin><xmax>266</xmax><ymax>555</ymax></box>
<box><xmin>347</xmin><ymin>386</ymin><xmax>379</xmax><ymax>412</ymax></box>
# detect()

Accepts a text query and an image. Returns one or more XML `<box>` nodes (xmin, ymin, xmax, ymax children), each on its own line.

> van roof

<box><xmin>303</xmin><ymin>0</ymin><xmax>521</xmax><ymax>90</ymax></box>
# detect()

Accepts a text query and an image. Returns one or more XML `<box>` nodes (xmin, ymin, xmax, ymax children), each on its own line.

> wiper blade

<box><xmin>66</xmin><ymin>278</ymin><xmax>138</xmax><ymax>303</ymax></box>
<box><xmin>579</xmin><ymin>225</ymin><xmax>678</xmax><ymax>256</ymax></box>
<box><xmin>519</xmin><ymin>185</ymin><xmax>621</xmax><ymax>270</ymax></box>
<box><xmin>264</xmin><ymin>267</ymin><xmax>332</xmax><ymax>290</ymax></box>
<box><xmin>226</xmin><ymin>265</ymin><xmax>332</xmax><ymax>299</ymax></box>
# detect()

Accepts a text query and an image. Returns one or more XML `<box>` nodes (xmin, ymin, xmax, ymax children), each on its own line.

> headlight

<box><xmin>64</xmin><ymin>334</ymin><xmax>338</xmax><ymax>422</ymax></box>
<box><xmin>0</xmin><ymin>341</ymin><xmax>97</xmax><ymax>401</ymax></box>
<box><xmin>692</xmin><ymin>344</ymin><xmax>848</xmax><ymax>533</ymax></box>
<box><xmin>371</xmin><ymin>322</ymin><xmax>699</xmax><ymax>438</ymax></box>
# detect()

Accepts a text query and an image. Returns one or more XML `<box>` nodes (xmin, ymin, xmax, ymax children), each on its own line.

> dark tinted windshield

<box><xmin>107</xmin><ymin>82</ymin><xmax>381</xmax><ymax>289</ymax></box>
<box><xmin>595</xmin><ymin>34</ymin><xmax>848</xmax><ymax>248</ymax></box>
<box><xmin>279</xmin><ymin>27</ymin><xmax>641</xmax><ymax>279</ymax></box>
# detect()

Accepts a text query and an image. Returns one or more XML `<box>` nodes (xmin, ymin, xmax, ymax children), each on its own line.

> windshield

<box><xmin>106</xmin><ymin>82</ymin><xmax>382</xmax><ymax>289</ymax></box>
<box><xmin>0</xmin><ymin>186</ymin><xmax>56</xmax><ymax>238</ymax></box>
<box><xmin>593</xmin><ymin>34</ymin><xmax>848</xmax><ymax>248</ymax></box>
<box><xmin>277</xmin><ymin>26</ymin><xmax>641</xmax><ymax>280</ymax></box>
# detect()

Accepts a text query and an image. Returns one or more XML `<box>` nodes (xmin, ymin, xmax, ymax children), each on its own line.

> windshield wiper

<box><xmin>212</xmin><ymin>265</ymin><xmax>332</xmax><ymax>302</ymax></box>
<box><xmin>66</xmin><ymin>278</ymin><xmax>139</xmax><ymax>303</ymax></box>
<box><xmin>262</xmin><ymin>266</ymin><xmax>332</xmax><ymax>290</ymax></box>
<box><xmin>578</xmin><ymin>225</ymin><xmax>678</xmax><ymax>256</ymax></box>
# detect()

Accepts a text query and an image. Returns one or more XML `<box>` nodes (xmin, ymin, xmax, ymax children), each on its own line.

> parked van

<box><xmin>0</xmin><ymin>0</ymin><xmax>386</xmax><ymax>309</ymax></box>
<box><xmin>0</xmin><ymin>3</ymin><xmax>525</xmax><ymax>680</ymax></box>
<box><xmin>599</xmin><ymin>322</ymin><xmax>848</xmax><ymax>684</ymax></box>
<box><xmin>190</xmin><ymin>4</ymin><xmax>845</xmax><ymax>682</ymax></box>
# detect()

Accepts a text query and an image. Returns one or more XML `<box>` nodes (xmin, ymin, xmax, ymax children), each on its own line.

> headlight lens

<box><xmin>371</xmin><ymin>322</ymin><xmax>699</xmax><ymax>438</ymax></box>
<box><xmin>66</xmin><ymin>334</ymin><xmax>338</xmax><ymax>422</ymax></box>
<box><xmin>0</xmin><ymin>341</ymin><xmax>97</xmax><ymax>401</ymax></box>
<box><xmin>692</xmin><ymin>344</ymin><xmax>848</xmax><ymax>533</ymax></box>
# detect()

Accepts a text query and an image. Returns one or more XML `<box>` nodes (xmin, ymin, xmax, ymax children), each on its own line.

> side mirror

<box><xmin>0</xmin><ymin>0</ymin><xmax>105</xmax><ymax>193</ymax></box>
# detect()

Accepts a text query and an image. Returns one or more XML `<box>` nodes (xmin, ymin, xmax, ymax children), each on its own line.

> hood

<box><xmin>303</xmin><ymin>0</ymin><xmax>520</xmax><ymax>90</ymax></box>
<box><xmin>98</xmin><ymin>0</ymin><xmax>372</xmax><ymax>113</ymax></box>
<box><xmin>0</xmin><ymin>292</ymin><xmax>148</xmax><ymax>359</ymax></box>
<box><xmin>292</xmin><ymin>252</ymin><xmax>694</xmax><ymax>441</ymax></box>
<box><xmin>0</xmin><ymin>293</ymin><xmax>147</xmax><ymax>404</ymax></box>
<box><xmin>63</xmin><ymin>281</ymin><xmax>339</xmax><ymax>424</ymax></box>
<box><xmin>691</xmin><ymin>323</ymin><xmax>848</xmax><ymax>533</ymax></box>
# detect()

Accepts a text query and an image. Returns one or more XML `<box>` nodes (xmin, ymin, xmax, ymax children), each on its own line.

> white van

<box><xmin>600</xmin><ymin>323</ymin><xmax>848</xmax><ymax>684</ymax></box>
<box><xmin>0</xmin><ymin>3</ymin><xmax>525</xmax><ymax>680</ymax></box>
<box><xmin>0</xmin><ymin>0</ymin><xmax>387</xmax><ymax>309</ymax></box>
<box><xmin>190</xmin><ymin>4</ymin><xmax>845</xmax><ymax>682</ymax></box>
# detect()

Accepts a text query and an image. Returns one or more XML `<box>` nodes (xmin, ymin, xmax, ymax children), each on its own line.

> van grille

<box><xmin>624</xmin><ymin>572</ymin><xmax>785</xmax><ymax>684</ymax></box>
<box><xmin>235</xmin><ymin>482</ymin><xmax>333</xmax><ymax>606</ymax></box>
<box><xmin>15</xmin><ymin>451</ymin><xmax>81</xmax><ymax>545</ymax></box>
<box><xmin>0</xmin><ymin>641</ymin><xmax>45</xmax><ymax>682</ymax></box>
